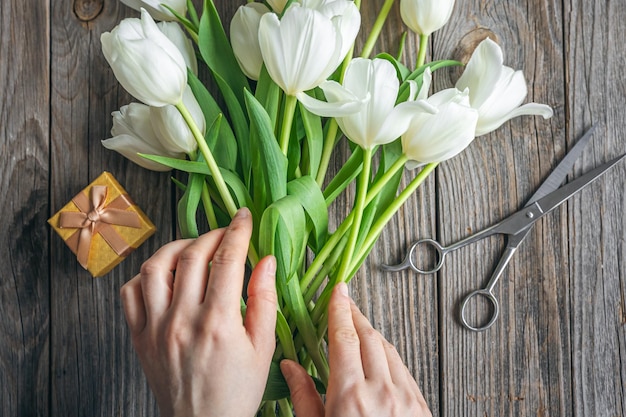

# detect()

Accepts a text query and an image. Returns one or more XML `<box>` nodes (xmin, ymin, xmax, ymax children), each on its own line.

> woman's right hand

<box><xmin>280</xmin><ymin>282</ymin><xmax>432</xmax><ymax>417</ymax></box>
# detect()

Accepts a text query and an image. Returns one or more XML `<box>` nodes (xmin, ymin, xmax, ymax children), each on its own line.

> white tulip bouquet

<box><xmin>100</xmin><ymin>0</ymin><xmax>552</xmax><ymax>413</ymax></box>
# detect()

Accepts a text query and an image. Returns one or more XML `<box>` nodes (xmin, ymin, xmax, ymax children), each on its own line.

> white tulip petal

<box><xmin>456</xmin><ymin>38</ymin><xmax>503</xmax><ymax>108</ymax></box>
<box><xmin>231</xmin><ymin>3</ymin><xmax>269</xmax><ymax>80</ymax></box>
<box><xmin>158</xmin><ymin>21</ymin><xmax>198</xmax><ymax>75</ymax></box>
<box><xmin>101</xmin><ymin>10</ymin><xmax>187</xmax><ymax>107</ymax></box>
<box><xmin>417</xmin><ymin>67</ymin><xmax>432</xmax><ymax>100</ymax></box>
<box><xmin>151</xmin><ymin>86</ymin><xmax>203</xmax><ymax>154</ymax></box>
<box><xmin>102</xmin><ymin>135</ymin><xmax>183</xmax><ymax>171</ymax></box>
<box><xmin>296</xmin><ymin>91</ymin><xmax>363</xmax><ymax>117</ymax></box>
<box><xmin>475</xmin><ymin>103</ymin><xmax>553</xmax><ymax>136</ymax></box>
<box><xmin>259</xmin><ymin>4</ymin><xmax>346</xmax><ymax>95</ymax></box>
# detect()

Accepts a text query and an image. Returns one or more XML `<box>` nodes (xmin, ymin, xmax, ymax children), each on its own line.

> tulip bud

<box><xmin>150</xmin><ymin>86</ymin><xmax>204</xmax><ymax>155</ymax></box>
<box><xmin>102</xmin><ymin>103</ymin><xmax>185</xmax><ymax>171</ymax></box>
<box><xmin>456</xmin><ymin>38</ymin><xmax>553</xmax><ymax>136</ymax></box>
<box><xmin>402</xmin><ymin>70</ymin><xmax>478</xmax><ymax>167</ymax></box>
<box><xmin>230</xmin><ymin>3</ymin><xmax>270</xmax><ymax>80</ymax></box>
<box><xmin>400</xmin><ymin>0</ymin><xmax>455</xmax><ymax>36</ymax></box>
<box><xmin>158</xmin><ymin>21</ymin><xmax>198</xmax><ymax>75</ymax></box>
<box><xmin>101</xmin><ymin>9</ymin><xmax>187</xmax><ymax>107</ymax></box>
<box><xmin>120</xmin><ymin>0</ymin><xmax>187</xmax><ymax>22</ymax></box>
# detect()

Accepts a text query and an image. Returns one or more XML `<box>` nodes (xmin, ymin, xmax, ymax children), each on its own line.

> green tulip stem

<box><xmin>360</xmin><ymin>0</ymin><xmax>396</xmax><ymax>59</ymax></box>
<box><xmin>278</xmin><ymin>399</ymin><xmax>294</xmax><ymax>417</ymax></box>
<box><xmin>315</xmin><ymin>119</ymin><xmax>340</xmax><ymax>187</ymax></box>
<box><xmin>353</xmin><ymin>162</ymin><xmax>438</xmax><ymax>265</ymax></box>
<box><xmin>416</xmin><ymin>34</ymin><xmax>429</xmax><ymax>69</ymax></box>
<box><xmin>279</xmin><ymin>95</ymin><xmax>298</xmax><ymax>156</ymax></box>
<box><xmin>335</xmin><ymin>147</ymin><xmax>372</xmax><ymax>284</ymax></box>
<box><xmin>301</xmin><ymin>153</ymin><xmax>407</xmax><ymax>293</ymax></box>
<box><xmin>310</xmin><ymin>162</ymin><xmax>438</xmax><ymax>325</ymax></box>
<box><xmin>176</xmin><ymin>102</ymin><xmax>238</xmax><ymax>218</ymax></box>
<box><xmin>188</xmin><ymin>149</ymin><xmax>219</xmax><ymax>230</ymax></box>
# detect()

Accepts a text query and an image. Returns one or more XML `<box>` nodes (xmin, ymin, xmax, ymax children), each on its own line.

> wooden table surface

<box><xmin>2</xmin><ymin>0</ymin><xmax>625</xmax><ymax>416</ymax></box>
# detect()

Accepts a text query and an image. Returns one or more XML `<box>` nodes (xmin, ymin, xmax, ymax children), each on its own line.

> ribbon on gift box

<box><xmin>59</xmin><ymin>185</ymin><xmax>142</xmax><ymax>269</ymax></box>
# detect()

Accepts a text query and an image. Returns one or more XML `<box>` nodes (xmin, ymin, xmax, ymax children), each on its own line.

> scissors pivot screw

<box><xmin>526</xmin><ymin>211</ymin><xmax>535</xmax><ymax>219</ymax></box>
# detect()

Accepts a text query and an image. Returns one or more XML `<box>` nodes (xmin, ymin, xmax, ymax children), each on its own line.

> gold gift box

<box><xmin>49</xmin><ymin>172</ymin><xmax>156</xmax><ymax>277</ymax></box>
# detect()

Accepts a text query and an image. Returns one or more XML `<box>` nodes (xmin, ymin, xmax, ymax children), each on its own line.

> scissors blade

<box><xmin>492</xmin><ymin>153</ymin><xmax>625</xmax><ymax>237</ymax></box>
<box><xmin>532</xmin><ymin>154</ymin><xmax>626</xmax><ymax>219</ymax></box>
<box><xmin>525</xmin><ymin>125</ymin><xmax>597</xmax><ymax>207</ymax></box>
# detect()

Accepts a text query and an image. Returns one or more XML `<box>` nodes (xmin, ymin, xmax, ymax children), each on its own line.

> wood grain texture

<box><xmin>565</xmin><ymin>1</ymin><xmax>626</xmax><ymax>416</ymax></box>
<box><xmin>49</xmin><ymin>1</ymin><xmax>173</xmax><ymax>416</ymax></box>
<box><xmin>434</xmin><ymin>0</ymin><xmax>572</xmax><ymax>416</ymax></box>
<box><xmin>0</xmin><ymin>1</ymin><xmax>50</xmax><ymax>416</ymax></box>
<box><xmin>1</xmin><ymin>0</ymin><xmax>625</xmax><ymax>416</ymax></box>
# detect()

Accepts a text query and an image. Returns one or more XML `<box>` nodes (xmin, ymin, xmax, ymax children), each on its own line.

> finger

<box><xmin>280</xmin><ymin>360</ymin><xmax>325</xmax><ymax>417</ymax></box>
<box><xmin>381</xmin><ymin>338</ymin><xmax>410</xmax><ymax>385</ymax></box>
<box><xmin>244</xmin><ymin>255</ymin><xmax>278</xmax><ymax>357</ymax></box>
<box><xmin>140</xmin><ymin>239</ymin><xmax>194</xmax><ymax>320</ymax></box>
<box><xmin>171</xmin><ymin>228</ymin><xmax>226</xmax><ymax>307</ymax></box>
<box><xmin>327</xmin><ymin>282</ymin><xmax>364</xmax><ymax>384</ymax></box>
<box><xmin>350</xmin><ymin>301</ymin><xmax>391</xmax><ymax>381</ymax></box>
<box><xmin>120</xmin><ymin>273</ymin><xmax>147</xmax><ymax>336</ymax></box>
<box><xmin>205</xmin><ymin>208</ymin><xmax>253</xmax><ymax>316</ymax></box>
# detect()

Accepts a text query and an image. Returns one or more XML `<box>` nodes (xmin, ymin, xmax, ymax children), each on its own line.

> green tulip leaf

<box><xmin>397</xmin><ymin>59</ymin><xmax>463</xmax><ymax>103</ymax></box>
<box><xmin>255</xmin><ymin>66</ymin><xmax>281</xmax><ymax>130</ymax></box>
<box><xmin>287</xmin><ymin>176</ymin><xmax>328</xmax><ymax>253</ymax></box>
<box><xmin>198</xmin><ymin>0</ymin><xmax>249</xmax><ymax>107</ymax></box>
<box><xmin>298</xmin><ymin>102</ymin><xmax>323</xmax><ymax>178</ymax></box>
<box><xmin>245</xmin><ymin>90</ymin><xmax>288</xmax><ymax>207</ymax></box>
<box><xmin>323</xmin><ymin>146</ymin><xmax>363</xmax><ymax>205</ymax></box>
<box><xmin>187</xmin><ymin>71</ymin><xmax>238</xmax><ymax>171</ymax></box>
<box><xmin>178</xmin><ymin>171</ymin><xmax>204</xmax><ymax>238</ymax></box>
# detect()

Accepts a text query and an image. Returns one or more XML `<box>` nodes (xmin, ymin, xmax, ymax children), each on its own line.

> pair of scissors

<box><xmin>383</xmin><ymin>126</ymin><xmax>625</xmax><ymax>331</ymax></box>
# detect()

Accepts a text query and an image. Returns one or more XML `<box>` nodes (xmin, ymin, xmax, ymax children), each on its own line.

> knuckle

<box><xmin>331</xmin><ymin>326</ymin><xmax>360</xmax><ymax>346</ymax></box>
<box><xmin>139</xmin><ymin>260</ymin><xmax>161</xmax><ymax>277</ymax></box>
<box><xmin>211</xmin><ymin>246</ymin><xmax>241</xmax><ymax>267</ymax></box>
<box><xmin>178</xmin><ymin>246</ymin><xmax>206</xmax><ymax>264</ymax></box>
<box><xmin>250</xmin><ymin>287</ymin><xmax>278</xmax><ymax>307</ymax></box>
<box><xmin>361</xmin><ymin>327</ymin><xmax>381</xmax><ymax>342</ymax></box>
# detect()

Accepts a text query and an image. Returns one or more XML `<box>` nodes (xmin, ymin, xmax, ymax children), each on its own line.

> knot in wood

<box><xmin>74</xmin><ymin>0</ymin><xmax>104</xmax><ymax>22</ymax></box>
<box><xmin>449</xmin><ymin>28</ymin><xmax>499</xmax><ymax>84</ymax></box>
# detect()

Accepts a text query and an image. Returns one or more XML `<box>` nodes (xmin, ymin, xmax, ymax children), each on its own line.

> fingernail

<box><xmin>280</xmin><ymin>359</ymin><xmax>294</xmax><ymax>378</ymax></box>
<box><xmin>337</xmin><ymin>282</ymin><xmax>348</xmax><ymax>296</ymax></box>
<box><xmin>234</xmin><ymin>207</ymin><xmax>250</xmax><ymax>219</ymax></box>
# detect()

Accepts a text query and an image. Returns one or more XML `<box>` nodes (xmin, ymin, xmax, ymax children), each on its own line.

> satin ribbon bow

<box><xmin>59</xmin><ymin>185</ymin><xmax>142</xmax><ymax>269</ymax></box>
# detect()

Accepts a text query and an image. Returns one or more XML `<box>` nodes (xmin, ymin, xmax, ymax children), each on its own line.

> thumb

<box><xmin>280</xmin><ymin>360</ymin><xmax>325</xmax><ymax>417</ymax></box>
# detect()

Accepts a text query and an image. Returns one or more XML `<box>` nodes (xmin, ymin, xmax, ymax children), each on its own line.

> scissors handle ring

<box><xmin>459</xmin><ymin>289</ymin><xmax>500</xmax><ymax>332</ymax></box>
<box><xmin>411</xmin><ymin>238</ymin><xmax>446</xmax><ymax>274</ymax></box>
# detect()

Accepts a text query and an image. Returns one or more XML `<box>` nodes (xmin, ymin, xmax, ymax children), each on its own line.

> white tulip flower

<box><xmin>102</xmin><ymin>103</ymin><xmax>185</xmax><ymax>171</ymax></box>
<box><xmin>101</xmin><ymin>9</ymin><xmax>187</xmax><ymax>107</ymax></box>
<box><xmin>400</xmin><ymin>0</ymin><xmax>455</xmax><ymax>36</ymax></box>
<box><xmin>150</xmin><ymin>86</ymin><xmax>204</xmax><ymax>155</ymax></box>
<box><xmin>456</xmin><ymin>38</ymin><xmax>553</xmax><ymax>136</ymax></box>
<box><xmin>258</xmin><ymin>3</ymin><xmax>359</xmax><ymax>106</ymax></box>
<box><xmin>402</xmin><ymin>70</ymin><xmax>478</xmax><ymax>168</ymax></box>
<box><xmin>230</xmin><ymin>3</ymin><xmax>270</xmax><ymax>80</ymax></box>
<box><xmin>120</xmin><ymin>0</ymin><xmax>187</xmax><ymax>21</ymax></box>
<box><xmin>301</xmin><ymin>0</ymin><xmax>361</xmax><ymax>60</ymax></box>
<box><xmin>157</xmin><ymin>21</ymin><xmax>197</xmax><ymax>75</ymax></box>
<box><xmin>313</xmin><ymin>58</ymin><xmax>435</xmax><ymax>148</ymax></box>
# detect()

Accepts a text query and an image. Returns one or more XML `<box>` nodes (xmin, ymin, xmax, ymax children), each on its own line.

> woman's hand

<box><xmin>281</xmin><ymin>283</ymin><xmax>431</xmax><ymax>417</ymax></box>
<box><xmin>120</xmin><ymin>208</ymin><xmax>277</xmax><ymax>417</ymax></box>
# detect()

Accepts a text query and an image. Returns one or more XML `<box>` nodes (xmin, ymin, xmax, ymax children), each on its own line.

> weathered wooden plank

<box><xmin>434</xmin><ymin>0</ymin><xmax>569</xmax><ymax>415</ymax></box>
<box><xmin>347</xmin><ymin>1</ymin><xmax>440</xmax><ymax>413</ymax></box>
<box><xmin>0</xmin><ymin>0</ymin><xmax>50</xmax><ymax>416</ymax></box>
<box><xmin>49</xmin><ymin>1</ymin><xmax>174</xmax><ymax>416</ymax></box>
<box><xmin>565</xmin><ymin>1</ymin><xmax>626</xmax><ymax>416</ymax></box>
